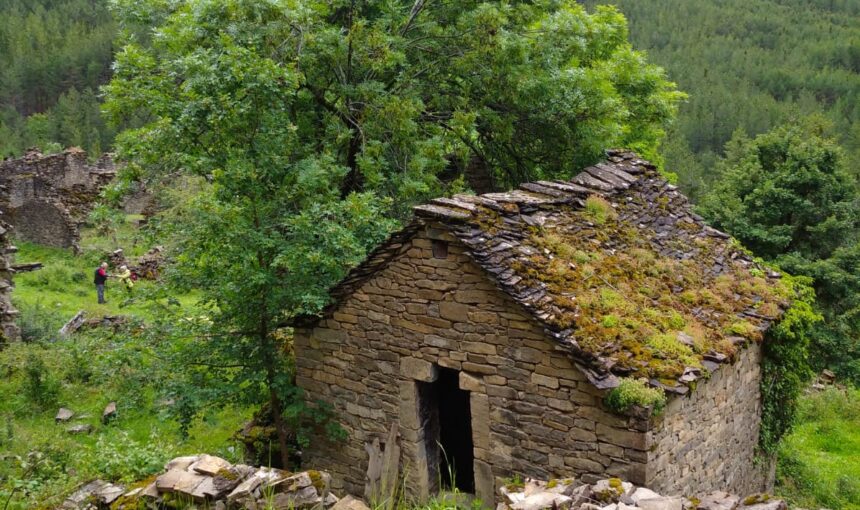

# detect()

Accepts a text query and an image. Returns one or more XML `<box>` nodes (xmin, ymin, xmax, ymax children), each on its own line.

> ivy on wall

<box><xmin>759</xmin><ymin>274</ymin><xmax>821</xmax><ymax>454</ymax></box>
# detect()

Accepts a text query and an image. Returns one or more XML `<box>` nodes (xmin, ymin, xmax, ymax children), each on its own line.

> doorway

<box><xmin>417</xmin><ymin>367</ymin><xmax>475</xmax><ymax>493</ymax></box>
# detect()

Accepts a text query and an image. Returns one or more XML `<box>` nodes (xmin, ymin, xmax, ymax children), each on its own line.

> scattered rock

<box><xmin>61</xmin><ymin>479</ymin><xmax>124</xmax><ymax>509</ymax></box>
<box><xmin>107</xmin><ymin>454</ymin><xmax>340</xmax><ymax>510</ymax></box>
<box><xmin>55</xmin><ymin>407</ymin><xmax>74</xmax><ymax>423</ymax></box>
<box><xmin>59</xmin><ymin>311</ymin><xmax>86</xmax><ymax>337</ymax></box>
<box><xmin>189</xmin><ymin>453</ymin><xmax>231</xmax><ymax>476</ymax></box>
<box><xmin>695</xmin><ymin>491</ymin><xmax>740</xmax><ymax>510</ymax></box>
<box><xmin>102</xmin><ymin>402</ymin><xmax>117</xmax><ymax>424</ymax></box>
<box><xmin>497</xmin><ymin>477</ymin><xmax>786</xmax><ymax>510</ymax></box>
<box><xmin>66</xmin><ymin>424</ymin><xmax>92</xmax><ymax>435</ymax></box>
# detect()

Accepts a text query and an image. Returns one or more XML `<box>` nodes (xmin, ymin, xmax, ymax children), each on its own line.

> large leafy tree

<box><xmin>104</xmin><ymin>0</ymin><xmax>681</xmax><ymax>465</ymax></box>
<box><xmin>700</xmin><ymin>120</ymin><xmax>860</xmax><ymax>381</ymax></box>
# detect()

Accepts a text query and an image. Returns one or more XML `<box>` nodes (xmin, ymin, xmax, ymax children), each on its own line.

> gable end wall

<box><xmin>295</xmin><ymin>224</ymin><xmax>654</xmax><ymax>501</ymax></box>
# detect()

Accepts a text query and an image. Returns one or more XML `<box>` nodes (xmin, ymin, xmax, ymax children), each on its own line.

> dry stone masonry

<box><xmin>0</xmin><ymin>196</ymin><xmax>18</xmax><ymax>344</ymax></box>
<box><xmin>0</xmin><ymin>147</ymin><xmax>116</xmax><ymax>250</ymax></box>
<box><xmin>294</xmin><ymin>150</ymin><xmax>787</xmax><ymax>503</ymax></box>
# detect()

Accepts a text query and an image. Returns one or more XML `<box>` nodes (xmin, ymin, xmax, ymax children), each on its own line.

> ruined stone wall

<box><xmin>647</xmin><ymin>344</ymin><xmax>768</xmax><ymax>495</ymax></box>
<box><xmin>0</xmin><ymin>148</ymin><xmax>116</xmax><ymax>249</ymax></box>
<box><xmin>0</xmin><ymin>186</ymin><xmax>19</xmax><ymax>344</ymax></box>
<box><xmin>294</xmin><ymin>224</ymin><xmax>654</xmax><ymax>503</ymax></box>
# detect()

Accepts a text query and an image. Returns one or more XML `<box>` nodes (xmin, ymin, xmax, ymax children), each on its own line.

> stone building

<box><xmin>293</xmin><ymin>151</ymin><xmax>790</xmax><ymax>503</ymax></box>
<box><xmin>0</xmin><ymin>148</ymin><xmax>116</xmax><ymax>250</ymax></box>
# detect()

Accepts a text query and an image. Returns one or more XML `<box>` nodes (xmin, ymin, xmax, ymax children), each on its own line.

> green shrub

<box><xmin>22</xmin><ymin>354</ymin><xmax>60</xmax><ymax>410</ymax></box>
<box><xmin>15</xmin><ymin>302</ymin><xmax>63</xmax><ymax>343</ymax></box>
<box><xmin>605</xmin><ymin>378</ymin><xmax>666</xmax><ymax>415</ymax></box>
<box><xmin>81</xmin><ymin>433</ymin><xmax>176</xmax><ymax>483</ymax></box>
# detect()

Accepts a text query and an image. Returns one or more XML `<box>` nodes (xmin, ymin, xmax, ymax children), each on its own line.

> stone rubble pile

<box><xmin>60</xmin><ymin>454</ymin><xmax>369</xmax><ymax>510</ymax></box>
<box><xmin>497</xmin><ymin>478</ymin><xmax>788</xmax><ymax>510</ymax></box>
<box><xmin>108</xmin><ymin>246</ymin><xmax>165</xmax><ymax>280</ymax></box>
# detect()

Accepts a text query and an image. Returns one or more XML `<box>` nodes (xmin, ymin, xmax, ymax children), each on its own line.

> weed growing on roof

<box><xmin>646</xmin><ymin>334</ymin><xmax>697</xmax><ymax>367</ymax></box>
<box><xmin>605</xmin><ymin>378</ymin><xmax>667</xmax><ymax>415</ymax></box>
<box><xmin>584</xmin><ymin>195</ymin><xmax>617</xmax><ymax>225</ymax></box>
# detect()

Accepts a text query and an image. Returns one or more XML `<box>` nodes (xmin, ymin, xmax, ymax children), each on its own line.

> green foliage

<box><xmin>701</xmin><ymin>121</ymin><xmax>860</xmax><ymax>384</ymax></box>
<box><xmin>21</xmin><ymin>354</ymin><xmax>61</xmax><ymax>410</ymax></box>
<box><xmin>0</xmin><ymin>326</ymin><xmax>247</xmax><ymax>508</ymax></box>
<box><xmin>777</xmin><ymin>387</ymin><xmax>860</xmax><ymax>510</ymax></box>
<box><xmin>759</xmin><ymin>275</ymin><xmax>820</xmax><ymax>454</ymax></box>
<box><xmin>101</xmin><ymin>0</ymin><xmax>681</xmax><ymax>467</ymax></box>
<box><xmin>605</xmin><ymin>378</ymin><xmax>666</xmax><ymax>415</ymax></box>
<box><xmin>582</xmin><ymin>0</ymin><xmax>860</xmax><ymax>197</ymax></box>
<box><xmin>81</xmin><ymin>433</ymin><xmax>175</xmax><ymax>483</ymax></box>
<box><xmin>0</xmin><ymin>0</ymin><xmax>117</xmax><ymax>158</ymax></box>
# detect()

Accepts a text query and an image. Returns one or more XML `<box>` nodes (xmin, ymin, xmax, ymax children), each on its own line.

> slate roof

<box><xmin>306</xmin><ymin>150</ymin><xmax>791</xmax><ymax>394</ymax></box>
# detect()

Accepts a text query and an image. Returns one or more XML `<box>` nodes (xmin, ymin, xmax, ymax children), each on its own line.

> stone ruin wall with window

<box><xmin>294</xmin><ymin>226</ymin><xmax>770</xmax><ymax>503</ymax></box>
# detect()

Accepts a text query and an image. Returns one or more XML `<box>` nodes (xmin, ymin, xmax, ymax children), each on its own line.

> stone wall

<box><xmin>295</xmin><ymin>224</ymin><xmax>656</xmax><ymax>503</ymax></box>
<box><xmin>295</xmin><ymin>222</ymin><xmax>770</xmax><ymax>503</ymax></box>
<box><xmin>0</xmin><ymin>148</ymin><xmax>116</xmax><ymax>249</ymax></box>
<box><xmin>647</xmin><ymin>343</ymin><xmax>769</xmax><ymax>495</ymax></box>
<box><xmin>0</xmin><ymin>186</ymin><xmax>19</xmax><ymax>344</ymax></box>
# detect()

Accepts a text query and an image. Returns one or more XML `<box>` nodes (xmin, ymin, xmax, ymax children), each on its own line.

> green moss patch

<box><xmin>503</xmin><ymin>195</ymin><xmax>791</xmax><ymax>382</ymax></box>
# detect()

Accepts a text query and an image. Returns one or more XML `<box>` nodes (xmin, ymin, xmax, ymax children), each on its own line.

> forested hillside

<box><xmin>583</xmin><ymin>0</ymin><xmax>860</xmax><ymax>198</ymax></box>
<box><xmin>0</xmin><ymin>0</ymin><xmax>115</xmax><ymax>158</ymax></box>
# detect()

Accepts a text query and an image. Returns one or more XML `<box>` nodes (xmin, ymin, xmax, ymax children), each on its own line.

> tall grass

<box><xmin>777</xmin><ymin>387</ymin><xmax>860</xmax><ymax>510</ymax></box>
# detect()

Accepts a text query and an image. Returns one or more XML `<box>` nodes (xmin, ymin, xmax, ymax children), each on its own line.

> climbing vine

<box><xmin>759</xmin><ymin>274</ymin><xmax>820</xmax><ymax>454</ymax></box>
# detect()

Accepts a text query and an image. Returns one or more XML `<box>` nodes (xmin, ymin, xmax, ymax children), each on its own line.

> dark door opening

<box><xmin>417</xmin><ymin>367</ymin><xmax>475</xmax><ymax>493</ymax></box>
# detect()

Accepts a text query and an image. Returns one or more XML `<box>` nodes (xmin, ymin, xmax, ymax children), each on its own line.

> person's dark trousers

<box><xmin>96</xmin><ymin>284</ymin><xmax>105</xmax><ymax>304</ymax></box>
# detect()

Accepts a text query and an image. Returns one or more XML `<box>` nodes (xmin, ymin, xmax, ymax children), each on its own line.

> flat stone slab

<box><xmin>66</xmin><ymin>424</ymin><xmax>92</xmax><ymax>435</ymax></box>
<box><xmin>55</xmin><ymin>407</ymin><xmax>74</xmax><ymax>422</ymax></box>
<box><xmin>189</xmin><ymin>453</ymin><xmax>232</xmax><ymax>476</ymax></box>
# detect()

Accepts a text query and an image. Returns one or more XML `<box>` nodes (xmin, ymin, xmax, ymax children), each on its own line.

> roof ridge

<box><xmin>413</xmin><ymin>150</ymin><xmax>654</xmax><ymax>223</ymax></box>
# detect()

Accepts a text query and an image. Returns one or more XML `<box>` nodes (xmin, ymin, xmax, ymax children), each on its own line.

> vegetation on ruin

<box><xmin>508</xmin><ymin>197</ymin><xmax>793</xmax><ymax>383</ymax></box>
<box><xmin>1</xmin><ymin>0</ymin><xmax>858</xmax><ymax>507</ymax></box>
<box><xmin>758</xmin><ymin>275</ymin><xmax>820</xmax><ymax>454</ymax></box>
<box><xmin>604</xmin><ymin>378</ymin><xmax>666</xmax><ymax>416</ymax></box>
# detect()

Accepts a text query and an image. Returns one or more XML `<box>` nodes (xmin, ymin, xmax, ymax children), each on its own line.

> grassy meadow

<box><xmin>776</xmin><ymin>387</ymin><xmax>860</xmax><ymax>510</ymax></box>
<box><xmin>0</xmin><ymin>220</ymin><xmax>249</xmax><ymax>509</ymax></box>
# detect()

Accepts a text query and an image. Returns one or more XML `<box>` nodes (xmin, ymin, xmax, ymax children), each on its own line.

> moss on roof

<box><xmin>312</xmin><ymin>150</ymin><xmax>793</xmax><ymax>393</ymax></box>
<box><xmin>508</xmin><ymin>193</ymin><xmax>791</xmax><ymax>384</ymax></box>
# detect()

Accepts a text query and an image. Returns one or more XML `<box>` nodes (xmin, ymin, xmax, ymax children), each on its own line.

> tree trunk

<box><xmin>341</xmin><ymin>132</ymin><xmax>363</xmax><ymax>198</ymax></box>
<box><xmin>268</xmin><ymin>384</ymin><xmax>292</xmax><ymax>469</ymax></box>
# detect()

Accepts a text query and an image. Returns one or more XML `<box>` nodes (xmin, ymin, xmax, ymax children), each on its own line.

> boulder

<box><xmin>66</xmin><ymin>424</ymin><xmax>92</xmax><ymax>435</ymax></box>
<box><xmin>102</xmin><ymin>402</ymin><xmax>117</xmax><ymax>424</ymax></box>
<box><xmin>55</xmin><ymin>407</ymin><xmax>74</xmax><ymax>423</ymax></box>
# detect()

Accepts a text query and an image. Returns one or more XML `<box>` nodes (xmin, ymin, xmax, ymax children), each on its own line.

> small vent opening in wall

<box><xmin>432</xmin><ymin>240</ymin><xmax>448</xmax><ymax>259</ymax></box>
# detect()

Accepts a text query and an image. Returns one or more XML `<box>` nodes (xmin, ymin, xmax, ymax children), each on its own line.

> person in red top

<box><xmin>94</xmin><ymin>262</ymin><xmax>109</xmax><ymax>304</ymax></box>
